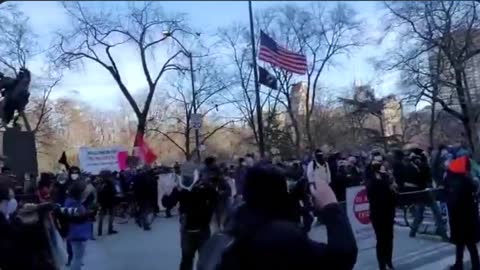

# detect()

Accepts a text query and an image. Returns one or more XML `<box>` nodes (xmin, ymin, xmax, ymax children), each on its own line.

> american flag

<box><xmin>258</xmin><ymin>31</ymin><xmax>307</xmax><ymax>75</ymax></box>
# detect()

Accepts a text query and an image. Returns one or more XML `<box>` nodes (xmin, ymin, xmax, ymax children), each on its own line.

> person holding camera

<box><xmin>365</xmin><ymin>152</ymin><xmax>397</xmax><ymax>270</ymax></box>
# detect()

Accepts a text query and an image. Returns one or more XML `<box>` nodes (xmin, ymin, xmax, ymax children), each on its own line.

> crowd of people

<box><xmin>0</xmin><ymin>143</ymin><xmax>479</xmax><ymax>270</ymax></box>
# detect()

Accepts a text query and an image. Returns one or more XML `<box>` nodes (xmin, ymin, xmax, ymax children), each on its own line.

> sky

<box><xmin>15</xmin><ymin>1</ymin><xmax>398</xmax><ymax>111</ymax></box>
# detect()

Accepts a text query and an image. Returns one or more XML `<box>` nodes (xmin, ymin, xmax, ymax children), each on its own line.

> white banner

<box><xmin>346</xmin><ymin>186</ymin><xmax>375</xmax><ymax>250</ymax></box>
<box><xmin>79</xmin><ymin>146</ymin><xmax>127</xmax><ymax>174</ymax></box>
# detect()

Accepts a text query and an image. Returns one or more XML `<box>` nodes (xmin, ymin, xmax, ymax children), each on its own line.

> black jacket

<box><xmin>98</xmin><ymin>178</ymin><xmax>117</xmax><ymax>208</ymax></box>
<box><xmin>0</xmin><ymin>212</ymin><xmax>55</xmax><ymax>270</ymax></box>
<box><xmin>174</xmin><ymin>182</ymin><xmax>218</xmax><ymax>231</ymax></box>
<box><xmin>133</xmin><ymin>172</ymin><xmax>157</xmax><ymax>206</ymax></box>
<box><xmin>214</xmin><ymin>203</ymin><xmax>358</xmax><ymax>270</ymax></box>
<box><xmin>445</xmin><ymin>161</ymin><xmax>480</xmax><ymax>245</ymax></box>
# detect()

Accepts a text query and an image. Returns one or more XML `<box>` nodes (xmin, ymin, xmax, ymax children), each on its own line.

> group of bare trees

<box><xmin>219</xmin><ymin>3</ymin><xmax>365</xmax><ymax>157</ymax></box>
<box><xmin>380</xmin><ymin>1</ymin><xmax>480</xmax><ymax>157</ymax></box>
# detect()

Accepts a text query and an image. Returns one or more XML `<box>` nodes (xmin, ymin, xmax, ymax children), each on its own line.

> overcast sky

<box><xmin>16</xmin><ymin>1</ymin><xmax>399</xmax><ymax>110</ymax></box>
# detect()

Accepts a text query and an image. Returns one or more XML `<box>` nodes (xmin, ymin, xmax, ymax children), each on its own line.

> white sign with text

<box><xmin>79</xmin><ymin>146</ymin><xmax>127</xmax><ymax>174</ymax></box>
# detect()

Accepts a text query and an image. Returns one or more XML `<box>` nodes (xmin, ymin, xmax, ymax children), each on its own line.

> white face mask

<box><xmin>71</xmin><ymin>174</ymin><xmax>79</xmax><ymax>181</ymax></box>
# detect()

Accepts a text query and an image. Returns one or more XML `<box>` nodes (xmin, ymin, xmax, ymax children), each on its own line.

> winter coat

<box><xmin>0</xmin><ymin>212</ymin><xmax>55</xmax><ymax>270</ymax></box>
<box><xmin>133</xmin><ymin>172</ymin><xmax>158</xmax><ymax>207</ymax></box>
<box><xmin>64</xmin><ymin>198</ymin><xmax>91</xmax><ymax>241</ymax></box>
<box><xmin>200</xmin><ymin>203</ymin><xmax>357</xmax><ymax>270</ymax></box>
<box><xmin>306</xmin><ymin>160</ymin><xmax>331</xmax><ymax>184</ymax></box>
<box><xmin>445</xmin><ymin>156</ymin><xmax>480</xmax><ymax>245</ymax></box>
<box><xmin>366</xmin><ymin>170</ymin><xmax>396</xmax><ymax>222</ymax></box>
<box><xmin>173</xmin><ymin>181</ymin><xmax>218</xmax><ymax>231</ymax></box>
<box><xmin>97</xmin><ymin>178</ymin><xmax>117</xmax><ymax>208</ymax></box>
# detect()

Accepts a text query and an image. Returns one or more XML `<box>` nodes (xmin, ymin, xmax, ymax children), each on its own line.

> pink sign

<box><xmin>117</xmin><ymin>151</ymin><xmax>129</xmax><ymax>170</ymax></box>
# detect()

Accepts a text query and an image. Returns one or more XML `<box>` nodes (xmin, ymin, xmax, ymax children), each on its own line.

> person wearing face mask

<box><xmin>307</xmin><ymin>149</ymin><xmax>331</xmax><ymax>186</ymax></box>
<box><xmin>366</xmin><ymin>152</ymin><xmax>397</xmax><ymax>270</ymax></box>
<box><xmin>69</xmin><ymin>167</ymin><xmax>81</xmax><ymax>182</ymax></box>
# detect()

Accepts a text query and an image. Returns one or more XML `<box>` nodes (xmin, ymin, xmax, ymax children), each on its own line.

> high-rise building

<box><xmin>291</xmin><ymin>82</ymin><xmax>307</xmax><ymax>117</ymax></box>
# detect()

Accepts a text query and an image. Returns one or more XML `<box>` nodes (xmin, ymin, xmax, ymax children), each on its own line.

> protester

<box><xmin>82</xmin><ymin>175</ymin><xmax>97</xmax><ymax>240</ymax></box>
<box><xmin>366</xmin><ymin>152</ymin><xmax>397</xmax><ymax>270</ymax></box>
<box><xmin>197</xmin><ymin>163</ymin><xmax>357</xmax><ymax>270</ymax></box>
<box><xmin>444</xmin><ymin>149</ymin><xmax>480</xmax><ymax>270</ymax></box>
<box><xmin>346</xmin><ymin>156</ymin><xmax>363</xmax><ymax>187</ymax></box>
<box><xmin>69</xmin><ymin>166</ymin><xmax>81</xmax><ymax>182</ymax></box>
<box><xmin>97</xmin><ymin>170</ymin><xmax>118</xmax><ymax>236</ymax></box>
<box><xmin>161</xmin><ymin>163</ymin><xmax>182</xmax><ymax>218</ymax></box>
<box><xmin>171</xmin><ymin>163</ymin><xmax>219</xmax><ymax>270</ymax></box>
<box><xmin>65</xmin><ymin>180</ymin><xmax>91</xmax><ymax>270</ymax></box>
<box><xmin>133</xmin><ymin>168</ymin><xmax>157</xmax><ymax>231</ymax></box>
<box><xmin>406</xmin><ymin>148</ymin><xmax>448</xmax><ymax>240</ymax></box>
<box><xmin>307</xmin><ymin>149</ymin><xmax>331</xmax><ymax>185</ymax></box>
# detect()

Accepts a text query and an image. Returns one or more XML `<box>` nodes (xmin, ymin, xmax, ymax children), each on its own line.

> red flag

<box><xmin>135</xmin><ymin>133</ymin><xmax>157</xmax><ymax>165</ymax></box>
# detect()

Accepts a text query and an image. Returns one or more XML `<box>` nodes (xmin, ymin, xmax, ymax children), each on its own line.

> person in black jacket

<box><xmin>405</xmin><ymin>148</ymin><xmax>447</xmax><ymax>240</ymax></box>
<box><xmin>366</xmin><ymin>153</ymin><xmax>397</xmax><ymax>270</ymax></box>
<box><xmin>445</xmin><ymin>153</ymin><xmax>480</xmax><ymax>270</ymax></box>
<box><xmin>97</xmin><ymin>170</ymin><xmax>118</xmax><ymax>236</ymax></box>
<box><xmin>172</xmin><ymin>170</ymin><xmax>218</xmax><ymax>270</ymax></box>
<box><xmin>198</xmin><ymin>164</ymin><xmax>358</xmax><ymax>270</ymax></box>
<box><xmin>133</xmin><ymin>169</ymin><xmax>158</xmax><ymax>231</ymax></box>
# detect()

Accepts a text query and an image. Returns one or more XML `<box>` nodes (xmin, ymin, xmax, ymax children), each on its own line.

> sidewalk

<box><xmin>77</xmin><ymin>217</ymin><xmax>459</xmax><ymax>270</ymax></box>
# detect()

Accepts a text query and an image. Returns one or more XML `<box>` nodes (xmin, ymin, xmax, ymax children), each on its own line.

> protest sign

<box><xmin>79</xmin><ymin>146</ymin><xmax>127</xmax><ymax>174</ymax></box>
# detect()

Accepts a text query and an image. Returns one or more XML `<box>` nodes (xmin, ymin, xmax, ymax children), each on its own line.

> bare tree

<box><xmin>381</xmin><ymin>1</ymin><xmax>480</xmax><ymax>156</ymax></box>
<box><xmin>217</xmin><ymin>11</ymin><xmax>280</xmax><ymax>151</ymax></box>
<box><xmin>52</xmin><ymin>1</ymin><xmax>196</xmax><ymax>144</ymax></box>
<box><xmin>275</xmin><ymin>3</ymin><xmax>365</xmax><ymax>149</ymax></box>
<box><xmin>25</xmin><ymin>76</ymin><xmax>61</xmax><ymax>148</ymax></box>
<box><xmin>0</xmin><ymin>3</ymin><xmax>35</xmax><ymax>75</ymax></box>
<box><xmin>148</xmin><ymin>54</ymin><xmax>235</xmax><ymax>160</ymax></box>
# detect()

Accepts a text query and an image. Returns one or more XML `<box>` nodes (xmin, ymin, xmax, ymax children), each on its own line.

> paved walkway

<box><xmin>74</xmin><ymin>215</ymin><xmax>463</xmax><ymax>270</ymax></box>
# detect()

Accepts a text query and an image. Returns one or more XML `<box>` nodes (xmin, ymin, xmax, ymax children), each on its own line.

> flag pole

<box><xmin>248</xmin><ymin>0</ymin><xmax>266</xmax><ymax>159</ymax></box>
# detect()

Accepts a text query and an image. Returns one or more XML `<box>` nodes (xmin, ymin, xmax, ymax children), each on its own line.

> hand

<box><xmin>309</xmin><ymin>177</ymin><xmax>337</xmax><ymax>209</ymax></box>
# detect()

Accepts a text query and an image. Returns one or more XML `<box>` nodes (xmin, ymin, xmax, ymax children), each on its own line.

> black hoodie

<box><xmin>199</xmin><ymin>203</ymin><xmax>358</xmax><ymax>270</ymax></box>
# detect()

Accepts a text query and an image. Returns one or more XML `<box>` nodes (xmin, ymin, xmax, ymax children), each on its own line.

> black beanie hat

<box><xmin>243</xmin><ymin>164</ymin><xmax>292</xmax><ymax>220</ymax></box>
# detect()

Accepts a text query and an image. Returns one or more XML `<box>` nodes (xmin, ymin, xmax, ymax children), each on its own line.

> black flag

<box><xmin>258</xmin><ymin>66</ymin><xmax>277</xmax><ymax>90</ymax></box>
<box><xmin>58</xmin><ymin>151</ymin><xmax>70</xmax><ymax>169</ymax></box>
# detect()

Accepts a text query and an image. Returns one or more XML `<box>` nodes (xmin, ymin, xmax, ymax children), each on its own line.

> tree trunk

<box><xmin>305</xmin><ymin>114</ymin><xmax>314</xmax><ymax>150</ymax></box>
<box><xmin>185</xmin><ymin>127</ymin><xmax>191</xmax><ymax>161</ymax></box>
<box><xmin>454</xmin><ymin>69</ymin><xmax>480</xmax><ymax>159</ymax></box>
<box><xmin>429</xmin><ymin>101</ymin><xmax>436</xmax><ymax>148</ymax></box>
<box><xmin>134</xmin><ymin>117</ymin><xmax>147</xmax><ymax>147</ymax></box>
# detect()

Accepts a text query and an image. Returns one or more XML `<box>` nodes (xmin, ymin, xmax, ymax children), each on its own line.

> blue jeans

<box><xmin>70</xmin><ymin>240</ymin><xmax>87</xmax><ymax>270</ymax></box>
<box><xmin>411</xmin><ymin>192</ymin><xmax>447</xmax><ymax>237</ymax></box>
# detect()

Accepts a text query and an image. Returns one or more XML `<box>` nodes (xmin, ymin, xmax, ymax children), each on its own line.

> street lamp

<box><xmin>163</xmin><ymin>31</ymin><xmax>201</xmax><ymax>162</ymax></box>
